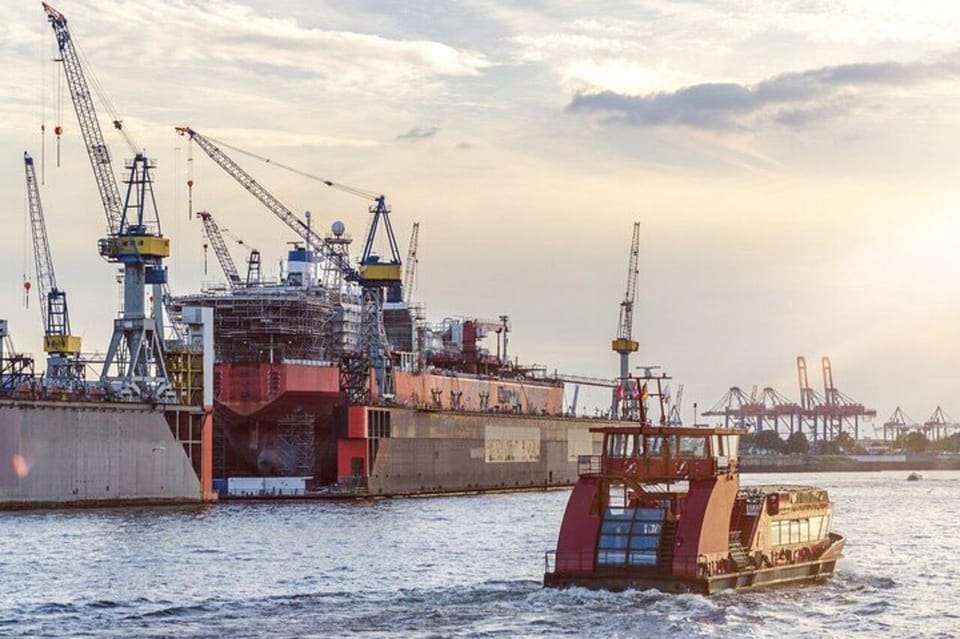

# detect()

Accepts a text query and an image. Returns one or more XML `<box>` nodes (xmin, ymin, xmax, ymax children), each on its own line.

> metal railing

<box><xmin>545</xmin><ymin>550</ymin><xmax>710</xmax><ymax>578</ymax></box>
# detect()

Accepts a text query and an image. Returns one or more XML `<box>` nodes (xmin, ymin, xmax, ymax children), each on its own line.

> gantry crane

<box><xmin>611</xmin><ymin>221</ymin><xmax>640</xmax><ymax>419</ymax></box>
<box><xmin>197</xmin><ymin>211</ymin><xmax>242</xmax><ymax>288</ymax></box>
<box><xmin>23</xmin><ymin>152</ymin><xmax>84</xmax><ymax>385</ymax></box>
<box><xmin>175</xmin><ymin>126</ymin><xmax>400</xmax><ymax>402</ymax></box>
<box><xmin>403</xmin><ymin>222</ymin><xmax>420</xmax><ymax>306</ymax></box>
<box><xmin>45</xmin><ymin>3</ymin><xmax>173</xmax><ymax>402</ymax></box>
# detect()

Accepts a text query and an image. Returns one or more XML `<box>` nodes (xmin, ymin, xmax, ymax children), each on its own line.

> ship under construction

<box><xmin>6</xmin><ymin>4</ymin><xmax>680</xmax><ymax>506</ymax></box>
<box><xmin>167</xmin><ymin>129</ymin><xmax>677</xmax><ymax>497</ymax></box>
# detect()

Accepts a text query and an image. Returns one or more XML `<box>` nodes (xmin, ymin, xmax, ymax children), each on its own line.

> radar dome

<box><xmin>331</xmin><ymin>220</ymin><xmax>346</xmax><ymax>237</ymax></box>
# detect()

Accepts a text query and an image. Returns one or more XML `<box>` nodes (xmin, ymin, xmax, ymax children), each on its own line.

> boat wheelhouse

<box><xmin>543</xmin><ymin>423</ymin><xmax>844</xmax><ymax>594</ymax></box>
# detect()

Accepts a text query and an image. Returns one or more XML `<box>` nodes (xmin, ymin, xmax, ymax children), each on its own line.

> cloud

<box><xmin>567</xmin><ymin>56</ymin><xmax>960</xmax><ymax>131</ymax></box>
<box><xmin>397</xmin><ymin>126</ymin><xmax>439</xmax><ymax>141</ymax></box>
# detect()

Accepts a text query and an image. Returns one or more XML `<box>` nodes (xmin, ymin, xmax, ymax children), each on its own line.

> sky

<box><xmin>3</xmin><ymin>0</ymin><xmax>960</xmax><ymax>429</ymax></box>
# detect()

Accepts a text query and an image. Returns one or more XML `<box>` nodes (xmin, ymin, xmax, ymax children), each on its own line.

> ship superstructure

<box><xmin>543</xmin><ymin>377</ymin><xmax>845</xmax><ymax>594</ymax></box>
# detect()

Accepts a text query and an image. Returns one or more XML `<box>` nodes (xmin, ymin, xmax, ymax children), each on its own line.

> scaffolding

<box><xmin>174</xmin><ymin>285</ymin><xmax>341</xmax><ymax>364</ymax></box>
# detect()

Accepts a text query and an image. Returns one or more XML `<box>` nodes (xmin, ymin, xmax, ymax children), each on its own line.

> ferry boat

<box><xmin>543</xmin><ymin>420</ymin><xmax>844</xmax><ymax>594</ymax></box>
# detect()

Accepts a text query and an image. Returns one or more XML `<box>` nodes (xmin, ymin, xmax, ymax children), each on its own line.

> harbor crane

<box><xmin>23</xmin><ymin>152</ymin><xmax>84</xmax><ymax>385</ymax></box>
<box><xmin>42</xmin><ymin>2</ymin><xmax>123</xmax><ymax>236</ymax></box>
<box><xmin>402</xmin><ymin>222</ymin><xmax>420</xmax><ymax>306</ymax></box>
<box><xmin>45</xmin><ymin>3</ymin><xmax>173</xmax><ymax>402</ymax></box>
<box><xmin>175</xmin><ymin>126</ymin><xmax>401</xmax><ymax>402</ymax></box>
<box><xmin>611</xmin><ymin>221</ymin><xmax>640</xmax><ymax>419</ymax></box>
<box><xmin>197</xmin><ymin>211</ymin><xmax>242</xmax><ymax>288</ymax></box>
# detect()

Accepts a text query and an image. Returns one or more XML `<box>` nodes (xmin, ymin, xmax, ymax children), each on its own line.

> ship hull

<box><xmin>212</xmin><ymin>362</ymin><xmax>608</xmax><ymax>496</ymax></box>
<box><xmin>0</xmin><ymin>400</ymin><xmax>208</xmax><ymax>509</ymax></box>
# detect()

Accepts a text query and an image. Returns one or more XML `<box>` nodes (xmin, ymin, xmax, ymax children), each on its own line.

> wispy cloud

<box><xmin>397</xmin><ymin>126</ymin><xmax>439</xmax><ymax>141</ymax></box>
<box><xmin>568</xmin><ymin>56</ymin><xmax>960</xmax><ymax>131</ymax></box>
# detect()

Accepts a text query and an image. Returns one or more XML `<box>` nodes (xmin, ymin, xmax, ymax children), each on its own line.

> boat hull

<box><xmin>545</xmin><ymin>536</ymin><xmax>845</xmax><ymax>595</ymax></box>
<box><xmin>545</xmin><ymin>558</ymin><xmax>839</xmax><ymax>595</ymax></box>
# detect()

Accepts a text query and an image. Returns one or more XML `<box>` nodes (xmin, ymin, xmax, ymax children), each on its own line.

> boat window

<box><xmin>710</xmin><ymin>435</ymin><xmax>721</xmax><ymax>457</ymax></box>
<box><xmin>646</xmin><ymin>436</ymin><xmax>664</xmax><ymax>456</ymax></box>
<box><xmin>601</xmin><ymin>521</ymin><xmax>632</xmax><ymax>535</ymax></box>
<box><xmin>771</xmin><ymin>515</ymin><xmax>830</xmax><ymax>546</ymax></box>
<box><xmin>678</xmin><ymin>436</ymin><xmax>706</xmax><ymax>458</ymax></box>
<box><xmin>597</xmin><ymin>507</ymin><xmax>665</xmax><ymax>566</ymax></box>
<box><xmin>629</xmin><ymin>535</ymin><xmax>659</xmax><ymax>550</ymax></box>
<box><xmin>799</xmin><ymin>519</ymin><xmax>811</xmax><ymax>543</ymax></box>
<box><xmin>629</xmin><ymin>551</ymin><xmax>658</xmax><ymax>566</ymax></box>
<box><xmin>809</xmin><ymin>515</ymin><xmax>823</xmax><ymax>540</ymax></box>
<box><xmin>606</xmin><ymin>433</ymin><xmax>636</xmax><ymax>458</ymax></box>
<box><xmin>599</xmin><ymin>534</ymin><xmax>629</xmax><ymax>549</ymax></box>
<box><xmin>724</xmin><ymin>435</ymin><xmax>740</xmax><ymax>458</ymax></box>
<box><xmin>633</xmin><ymin>522</ymin><xmax>662</xmax><ymax>535</ymax></box>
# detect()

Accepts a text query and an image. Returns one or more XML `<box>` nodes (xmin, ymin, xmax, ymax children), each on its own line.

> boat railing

<box><xmin>544</xmin><ymin>550</ymin><xmax>594</xmax><ymax>574</ymax></box>
<box><xmin>546</xmin><ymin>550</ymin><xmax>710</xmax><ymax>578</ymax></box>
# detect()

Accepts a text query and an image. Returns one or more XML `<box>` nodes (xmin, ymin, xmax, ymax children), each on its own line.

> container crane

<box><xmin>197</xmin><ymin>211</ymin><xmax>242</xmax><ymax>288</ymax></box>
<box><xmin>45</xmin><ymin>3</ymin><xmax>173</xmax><ymax>402</ymax></box>
<box><xmin>611</xmin><ymin>221</ymin><xmax>640</xmax><ymax>419</ymax></box>
<box><xmin>23</xmin><ymin>152</ymin><xmax>84</xmax><ymax>385</ymax></box>
<box><xmin>175</xmin><ymin>126</ymin><xmax>399</xmax><ymax>402</ymax></box>
<box><xmin>403</xmin><ymin>222</ymin><xmax>420</xmax><ymax>306</ymax></box>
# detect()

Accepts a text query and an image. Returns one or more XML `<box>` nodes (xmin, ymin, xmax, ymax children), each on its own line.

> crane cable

<box><xmin>71</xmin><ymin>35</ymin><xmax>139</xmax><ymax>156</ymax></box>
<box><xmin>199</xmin><ymin>133</ymin><xmax>382</xmax><ymax>201</ymax></box>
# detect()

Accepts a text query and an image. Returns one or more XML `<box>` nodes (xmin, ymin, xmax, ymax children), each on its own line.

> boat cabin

<box><xmin>545</xmin><ymin>422</ymin><xmax>843</xmax><ymax>593</ymax></box>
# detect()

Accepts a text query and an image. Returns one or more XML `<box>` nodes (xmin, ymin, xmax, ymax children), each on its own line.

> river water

<box><xmin>0</xmin><ymin>471</ymin><xmax>957</xmax><ymax>638</ymax></box>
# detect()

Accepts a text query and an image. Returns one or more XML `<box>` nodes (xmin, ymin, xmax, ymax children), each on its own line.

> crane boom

<box><xmin>611</xmin><ymin>221</ymin><xmax>641</xmax><ymax>420</ymax></box>
<box><xmin>24</xmin><ymin>151</ymin><xmax>82</xmax><ymax>376</ymax></box>
<box><xmin>617</xmin><ymin>221</ymin><xmax>641</xmax><ymax>342</ymax></box>
<box><xmin>24</xmin><ymin>153</ymin><xmax>57</xmax><ymax>330</ymax></box>
<box><xmin>403</xmin><ymin>222</ymin><xmax>420</xmax><ymax>305</ymax></box>
<box><xmin>175</xmin><ymin>126</ymin><xmax>357</xmax><ymax>280</ymax></box>
<box><xmin>43</xmin><ymin>2</ymin><xmax>123</xmax><ymax>236</ymax></box>
<box><xmin>197</xmin><ymin>211</ymin><xmax>242</xmax><ymax>288</ymax></box>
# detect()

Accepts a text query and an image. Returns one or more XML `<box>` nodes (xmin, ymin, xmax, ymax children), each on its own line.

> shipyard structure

<box><xmin>6</xmin><ymin>4</ymin><xmax>659</xmax><ymax>505</ymax></box>
<box><xmin>1</xmin><ymin>5</ymin><xmax>215</xmax><ymax>509</ymax></box>
<box><xmin>173</xmin><ymin>238</ymin><xmax>610</xmax><ymax>496</ymax></box>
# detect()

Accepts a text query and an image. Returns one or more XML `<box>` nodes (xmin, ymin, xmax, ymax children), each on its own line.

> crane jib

<box><xmin>44</xmin><ymin>2</ymin><xmax>123</xmax><ymax>238</ymax></box>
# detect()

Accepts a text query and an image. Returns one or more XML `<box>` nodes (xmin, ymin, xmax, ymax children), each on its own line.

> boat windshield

<box><xmin>606</xmin><ymin>433</ymin><xmax>640</xmax><ymax>457</ymax></box>
<box><xmin>677</xmin><ymin>436</ymin><xmax>707</xmax><ymax>458</ymax></box>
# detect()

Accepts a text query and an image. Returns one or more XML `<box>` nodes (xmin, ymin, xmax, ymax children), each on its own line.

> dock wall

<box><xmin>0</xmin><ymin>400</ymin><xmax>203</xmax><ymax>508</ymax></box>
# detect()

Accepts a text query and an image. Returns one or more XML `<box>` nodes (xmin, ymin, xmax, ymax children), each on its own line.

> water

<box><xmin>1</xmin><ymin>471</ymin><xmax>957</xmax><ymax>638</ymax></box>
